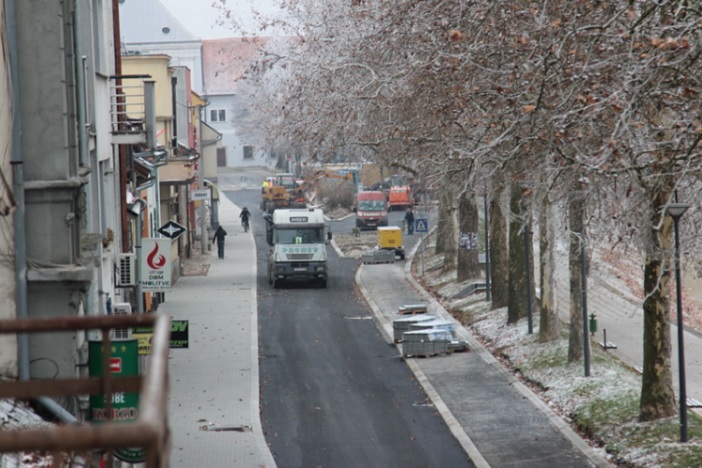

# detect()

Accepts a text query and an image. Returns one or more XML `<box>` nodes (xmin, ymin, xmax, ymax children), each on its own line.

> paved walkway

<box><xmin>356</xmin><ymin>257</ymin><xmax>610</xmax><ymax>468</ymax></box>
<box><xmin>552</xmin><ymin>249</ymin><xmax>702</xmax><ymax>414</ymax></box>
<box><xmin>164</xmin><ymin>194</ymin><xmax>275</xmax><ymax>467</ymax></box>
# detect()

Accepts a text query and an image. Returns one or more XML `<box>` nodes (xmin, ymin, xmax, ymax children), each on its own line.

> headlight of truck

<box><xmin>316</xmin><ymin>266</ymin><xmax>326</xmax><ymax>272</ymax></box>
<box><xmin>276</xmin><ymin>266</ymin><xmax>285</xmax><ymax>274</ymax></box>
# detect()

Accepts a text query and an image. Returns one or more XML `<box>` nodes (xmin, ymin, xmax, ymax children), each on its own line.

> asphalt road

<box><xmin>225</xmin><ymin>187</ymin><xmax>472</xmax><ymax>468</ymax></box>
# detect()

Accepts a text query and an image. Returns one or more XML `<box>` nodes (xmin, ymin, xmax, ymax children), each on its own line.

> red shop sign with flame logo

<box><xmin>139</xmin><ymin>238</ymin><xmax>172</xmax><ymax>292</ymax></box>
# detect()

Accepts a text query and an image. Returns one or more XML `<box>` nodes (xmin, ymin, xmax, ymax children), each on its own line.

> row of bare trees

<box><xmin>235</xmin><ymin>0</ymin><xmax>702</xmax><ymax>422</ymax></box>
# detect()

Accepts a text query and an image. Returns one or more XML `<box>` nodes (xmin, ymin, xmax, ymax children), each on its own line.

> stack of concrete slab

<box><xmin>402</xmin><ymin>329</ymin><xmax>453</xmax><ymax>358</ymax></box>
<box><xmin>392</xmin><ymin>314</ymin><xmax>436</xmax><ymax>343</ymax></box>
<box><xmin>361</xmin><ymin>249</ymin><xmax>395</xmax><ymax>264</ymax></box>
<box><xmin>397</xmin><ymin>303</ymin><xmax>428</xmax><ymax>315</ymax></box>
<box><xmin>409</xmin><ymin>318</ymin><xmax>456</xmax><ymax>337</ymax></box>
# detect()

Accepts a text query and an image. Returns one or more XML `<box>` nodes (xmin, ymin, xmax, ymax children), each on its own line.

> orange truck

<box><xmin>387</xmin><ymin>174</ymin><xmax>412</xmax><ymax>210</ymax></box>
<box><xmin>355</xmin><ymin>191</ymin><xmax>389</xmax><ymax>230</ymax></box>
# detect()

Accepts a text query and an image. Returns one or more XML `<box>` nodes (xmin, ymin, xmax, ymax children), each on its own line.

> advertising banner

<box><xmin>88</xmin><ymin>340</ymin><xmax>144</xmax><ymax>463</ymax></box>
<box><xmin>140</xmin><ymin>238</ymin><xmax>172</xmax><ymax>291</ymax></box>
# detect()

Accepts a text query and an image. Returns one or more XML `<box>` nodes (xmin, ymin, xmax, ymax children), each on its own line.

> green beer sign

<box><xmin>88</xmin><ymin>339</ymin><xmax>144</xmax><ymax>463</ymax></box>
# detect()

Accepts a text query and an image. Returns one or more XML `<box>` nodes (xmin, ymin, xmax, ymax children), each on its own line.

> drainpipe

<box><xmin>171</xmin><ymin>76</ymin><xmax>178</xmax><ymax>152</ymax></box>
<box><xmin>73</xmin><ymin>0</ymin><xmax>103</xmax><ymax>320</ymax></box>
<box><xmin>6</xmin><ymin>0</ymin><xmax>30</xmax><ymax>382</ymax></box>
<box><xmin>73</xmin><ymin>3</ymin><xmax>89</xmax><ymax>169</ymax></box>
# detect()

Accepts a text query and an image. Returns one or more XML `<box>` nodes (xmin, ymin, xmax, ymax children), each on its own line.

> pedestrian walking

<box><xmin>212</xmin><ymin>225</ymin><xmax>227</xmax><ymax>259</ymax></box>
<box><xmin>404</xmin><ymin>207</ymin><xmax>415</xmax><ymax>235</ymax></box>
<box><xmin>240</xmin><ymin>207</ymin><xmax>251</xmax><ymax>232</ymax></box>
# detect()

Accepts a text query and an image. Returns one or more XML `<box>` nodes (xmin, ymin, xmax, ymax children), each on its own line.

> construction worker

<box><xmin>404</xmin><ymin>207</ymin><xmax>415</xmax><ymax>235</ymax></box>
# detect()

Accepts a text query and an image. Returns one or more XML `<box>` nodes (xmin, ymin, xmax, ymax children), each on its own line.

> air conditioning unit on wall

<box><xmin>112</xmin><ymin>302</ymin><xmax>132</xmax><ymax>340</ymax></box>
<box><xmin>117</xmin><ymin>253</ymin><xmax>136</xmax><ymax>286</ymax></box>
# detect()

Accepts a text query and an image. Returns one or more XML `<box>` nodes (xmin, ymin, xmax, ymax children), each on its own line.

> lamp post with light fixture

<box><xmin>668</xmin><ymin>202</ymin><xmax>689</xmax><ymax>443</ymax></box>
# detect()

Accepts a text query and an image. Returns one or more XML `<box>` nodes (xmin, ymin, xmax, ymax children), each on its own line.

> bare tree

<box><xmin>457</xmin><ymin>191</ymin><xmax>480</xmax><ymax>282</ymax></box>
<box><xmin>489</xmin><ymin>183</ymin><xmax>509</xmax><ymax>310</ymax></box>
<box><xmin>538</xmin><ymin>186</ymin><xmax>559</xmax><ymax>342</ymax></box>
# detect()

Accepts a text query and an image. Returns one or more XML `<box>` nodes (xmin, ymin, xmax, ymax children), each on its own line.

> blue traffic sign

<box><xmin>415</xmin><ymin>218</ymin><xmax>428</xmax><ymax>233</ymax></box>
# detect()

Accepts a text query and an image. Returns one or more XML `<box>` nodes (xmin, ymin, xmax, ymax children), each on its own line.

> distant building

<box><xmin>119</xmin><ymin>0</ymin><xmax>204</xmax><ymax>93</ymax></box>
<box><xmin>202</xmin><ymin>37</ymin><xmax>273</xmax><ymax>169</ymax></box>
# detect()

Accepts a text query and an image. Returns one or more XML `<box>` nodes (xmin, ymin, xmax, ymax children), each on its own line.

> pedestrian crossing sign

<box><xmin>415</xmin><ymin>218</ymin><xmax>428</xmax><ymax>233</ymax></box>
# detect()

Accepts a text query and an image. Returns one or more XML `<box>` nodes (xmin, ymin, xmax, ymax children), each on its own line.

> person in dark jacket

<box><xmin>240</xmin><ymin>207</ymin><xmax>251</xmax><ymax>232</ymax></box>
<box><xmin>212</xmin><ymin>225</ymin><xmax>227</xmax><ymax>259</ymax></box>
<box><xmin>404</xmin><ymin>207</ymin><xmax>415</xmax><ymax>235</ymax></box>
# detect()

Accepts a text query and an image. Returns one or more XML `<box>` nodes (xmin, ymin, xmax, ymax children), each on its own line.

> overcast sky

<box><xmin>159</xmin><ymin>0</ymin><xmax>284</xmax><ymax>39</ymax></box>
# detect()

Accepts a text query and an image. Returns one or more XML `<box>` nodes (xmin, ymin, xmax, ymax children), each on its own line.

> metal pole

<box><xmin>580</xmin><ymin>234</ymin><xmax>590</xmax><ymax>377</ymax></box>
<box><xmin>483</xmin><ymin>188</ymin><xmax>491</xmax><ymax>301</ymax></box>
<box><xmin>673</xmin><ymin>215</ymin><xmax>688</xmax><ymax>442</ymax></box>
<box><xmin>135</xmin><ymin>201</ymin><xmax>145</xmax><ymax>314</ymax></box>
<box><xmin>524</xmin><ymin>221</ymin><xmax>533</xmax><ymax>334</ymax></box>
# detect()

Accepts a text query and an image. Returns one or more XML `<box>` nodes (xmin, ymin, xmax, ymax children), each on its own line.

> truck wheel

<box><xmin>273</xmin><ymin>278</ymin><xmax>282</xmax><ymax>289</ymax></box>
<box><xmin>318</xmin><ymin>279</ymin><xmax>327</xmax><ymax>289</ymax></box>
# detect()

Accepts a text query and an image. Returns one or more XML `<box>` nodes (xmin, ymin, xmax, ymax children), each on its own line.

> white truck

<box><xmin>264</xmin><ymin>208</ymin><xmax>329</xmax><ymax>288</ymax></box>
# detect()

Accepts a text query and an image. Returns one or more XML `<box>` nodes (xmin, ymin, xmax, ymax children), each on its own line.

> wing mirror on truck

<box><xmin>263</xmin><ymin>213</ymin><xmax>274</xmax><ymax>246</ymax></box>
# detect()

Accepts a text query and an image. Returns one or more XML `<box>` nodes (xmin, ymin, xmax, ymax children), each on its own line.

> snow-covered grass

<box><xmin>414</xmin><ymin>240</ymin><xmax>702</xmax><ymax>468</ymax></box>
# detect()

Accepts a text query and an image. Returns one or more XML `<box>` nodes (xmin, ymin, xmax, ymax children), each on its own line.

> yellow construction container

<box><xmin>377</xmin><ymin>226</ymin><xmax>402</xmax><ymax>249</ymax></box>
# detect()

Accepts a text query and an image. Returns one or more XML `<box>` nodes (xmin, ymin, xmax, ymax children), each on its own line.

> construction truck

<box><xmin>260</xmin><ymin>173</ymin><xmax>305</xmax><ymax>213</ymax></box>
<box><xmin>387</xmin><ymin>174</ymin><xmax>413</xmax><ymax>210</ymax></box>
<box><xmin>264</xmin><ymin>208</ymin><xmax>329</xmax><ymax>288</ymax></box>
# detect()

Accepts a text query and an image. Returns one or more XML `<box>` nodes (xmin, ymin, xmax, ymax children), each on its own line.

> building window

<box><xmin>217</xmin><ymin>147</ymin><xmax>227</xmax><ymax>167</ymax></box>
<box><xmin>243</xmin><ymin>145</ymin><xmax>254</xmax><ymax>160</ymax></box>
<box><xmin>210</xmin><ymin>109</ymin><xmax>226</xmax><ymax>122</ymax></box>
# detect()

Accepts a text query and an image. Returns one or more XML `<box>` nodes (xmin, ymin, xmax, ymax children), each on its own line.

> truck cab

<box><xmin>355</xmin><ymin>191</ymin><xmax>388</xmax><ymax>230</ymax></box>
<box><xmin>265</xmin><ymin>208</ymin><xmax>329</xmax><ymax>288</ymax></box>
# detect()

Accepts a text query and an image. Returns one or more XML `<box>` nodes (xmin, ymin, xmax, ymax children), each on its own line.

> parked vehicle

<box><xmin>265</xmin><ymin>208</ymin><xmax>329</xmax><ymax>288</ymax></box>
<box><xmin>355</xmin><ymin>191</ymin><xmax>389</xmax><ymax>230</ymax></box>
<box><xmin>387</xmin><ymin>174</ymin><xmax>413</xmax><ymax>210</ymax></box>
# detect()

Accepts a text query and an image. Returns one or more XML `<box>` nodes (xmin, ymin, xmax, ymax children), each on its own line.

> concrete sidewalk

<box><xmin>356</xmin><ymin>255</ymin><xmax>612</xmax><ymax>468</ymax></box>
<box><xmin>164</xmin><ymin>194</ymin><xmax>275</xmax><ymax>467</ymax></box>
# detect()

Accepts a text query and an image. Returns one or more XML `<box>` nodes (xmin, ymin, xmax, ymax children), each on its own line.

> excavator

<box><xmin>260</xmin><ymin>173</ymin><xmax>305</xmax><ymax>213</ymax></box>
<box><xmin>260</xmin><ymin>170</ymin><xmax>356</xmax><ymax>213</ymax></box>
<box><xmin>289</xmin><ymin>169</ymin><xmax>357</xmax><ymax>206</ymax></box>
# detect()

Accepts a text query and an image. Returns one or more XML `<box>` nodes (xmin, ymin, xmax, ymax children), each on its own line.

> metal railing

<box><xmin>110</xmin><ymin>82</ymin><xmax>146</xmax><ymax>133</ymax></box>
<box><xmin>0</xmin><ymin>313</ymin><xmax>171</xmax><ymax>467</ymax></box>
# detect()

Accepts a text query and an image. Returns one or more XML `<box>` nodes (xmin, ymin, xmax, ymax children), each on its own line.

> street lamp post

<box><xmin>483</xmin><ymin>184</ymin><xmax>491</xmax><ymax>302</ymax></box>
<box><xmin>668</xmin><ymin>202</ymin><xmax>689</xmax><ymax>443</ymax></box>
<box><xmin>524</xmin><ymin>220</ymin><xmax>533</xmax><ymax>334</ymax></box>
<box><xmin>519</xmin><ymin>183</ymin><xmax>533</xmax><ymax>335</ymax></box>
<box><xmin>579</xmin><ymin>231</ymin><xmax>590</xmax><ymax>377</ymax></box>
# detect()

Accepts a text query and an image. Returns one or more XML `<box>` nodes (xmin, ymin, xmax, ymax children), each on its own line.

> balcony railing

<box><xmin>110</xmin><ymin>79</ymin><xmax>156</xmax><ymax>147</ymax></box>
<box><xmin>0</xmin><ymin>313</ymin><xmax>171</xmax><ymax>468</ymax></box>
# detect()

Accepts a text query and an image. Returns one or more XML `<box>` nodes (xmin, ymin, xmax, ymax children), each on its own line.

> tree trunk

<box><xmin>436</xmin><ymin>186</ymin><xmax>456</xmax><ymax>272</ymax></box>
<box><xmin>538</xmin><ymin>190</ymin><xmax>559</xmax><ymax>342</ymax></box>
<box><xmin>567</xmin><ymin>193</ymin><xmax>585</xmax><ymax>363</ymax></box>
<box><xmin>435</xmin><ymin>186</ymin><xmax>452</xmax><ymax>255</ymax></box>
<box><xmin>507</xmin><ymin>184</ymin><xmax>533</xmax><ymax>325</ymax></box>
<box><xmin>639</xmin><ymin>190</ymin><xmax>676</xmax><ymax>421</ymax></box>
<box><xmin>457</xmin><ymin>192</ymin><xmax>480</xmax><ymax>282</ymax></box>
<box><xmin>490</xmin><ymin>187</ymin><xmax>509</xmax><ymax>310</ymax></box>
